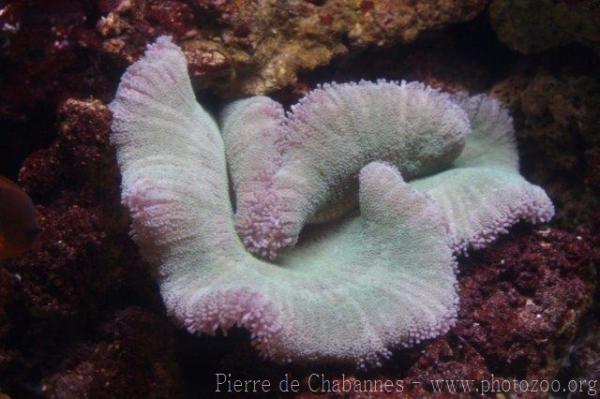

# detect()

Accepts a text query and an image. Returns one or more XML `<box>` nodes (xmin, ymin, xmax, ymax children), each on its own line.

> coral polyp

<box><xmin>109</xmin><ymin>36</ymin><xmax>553</xmax><ymax>367</ymax></box>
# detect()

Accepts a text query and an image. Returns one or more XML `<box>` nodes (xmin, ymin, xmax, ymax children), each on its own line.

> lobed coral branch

<box><xmin>224</xmin><ymin>83</ymin><xmax>554</xmax><ymax>258</ymax></box>
<box><xmin>223</xmin><ymin>80</ymin><xmax>471</xmax><ymax>259</ymax></box>
<box><xmin>410</xmin><ymin>94</ymin><xmax>554</xmax><ymax>253</ymax></box>
<box><xmin>109</xmin><ymin>36</ymin><xmax>240</xmax><ymax>271</ymax></box>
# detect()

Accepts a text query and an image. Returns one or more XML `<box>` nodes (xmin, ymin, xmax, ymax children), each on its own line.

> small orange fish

<box><xmin>0</xmin><ymin>176</ymin><xmax>40</xmax><ymax>260</ymax></box>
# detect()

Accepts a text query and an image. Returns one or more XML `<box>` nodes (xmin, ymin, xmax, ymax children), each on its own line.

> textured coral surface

<box><xmin>223</xmin><ymin>80</ymin><xmax>473</xmax><ymax>258</ymax></box>
<box><xmin>0</xmin><ymin>0</ymin><xmax>598</xmax><ymax>397</ymax></box>
<box><xmin>111</xmin><ymin>38</ymin><xmax>466</xmax><ymax>366</ymax></box>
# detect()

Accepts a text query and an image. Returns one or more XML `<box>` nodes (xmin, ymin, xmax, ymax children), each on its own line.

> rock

<box><xmin>0</xmin><ymin>98</ymin><xmax>182</xmax><ymax>396</ymax></box>
<box><xmin>491</xmin><ymin>72</ymin><xmax>600</xmax><ymax>228</ymax></box>
<box><xmin>566</xmin><ymin>319</ymin><xmax>600</xmax><ymax>395</ymax></box>
<box><xmin>40</xmin><ymin>307</ymin><xmax>182</xmax><ymax>399</ymax></box>
<box><xmin>96</xmin><ymin>0</ymin><xmax>486</xmax><ymax>95</ymax></box>
<box><xmin>452</xmin><ymin>227</ymin><xmax>595</xmax><ymax>381</ymax></box>
<box><xmin>489</xmin><ymin>0</ymin><xmax>600</xmax><ymax>54</ymax></box>
<box><xmin>0</xmin><ymin>0</ymin><xmax>486</xmax><ymax>120</ymax></box>
<box><xmin>0</xmin><ymin>1</ymin><xmax>112</xmax><ymax>120</ymax></box>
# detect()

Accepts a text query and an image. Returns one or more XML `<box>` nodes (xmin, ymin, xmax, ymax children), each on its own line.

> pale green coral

<box><xmin>110</xmin><ymin>36</ymin><xmax>459</xmax><ymax>366</ymax></box>
<box><xmin>410</xmin><ymin>94</ymin><xmax>554</xmax><ymax>252</ymax></box>
<box><xmin>222</xmin><ymin>81</ymin><xmax>469</xmax><ymax>258</ymax></box>
<box><xmin>109</xmin><ymin>36</ymin><xmax>554</xmax><ymax>368</ymax></box>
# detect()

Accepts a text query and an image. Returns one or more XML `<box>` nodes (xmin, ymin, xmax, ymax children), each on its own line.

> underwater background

<box><xmin>0</xmin><ymin>0</ymin><xmax>598</xmax><ymax>398</ymax></box>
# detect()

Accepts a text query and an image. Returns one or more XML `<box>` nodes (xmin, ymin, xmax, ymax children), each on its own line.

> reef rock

<box><xmin>491</xmin><ymin>72</ymin><xmax>600</xmax><ymax>228</ymax></box>
<box><xmin>40</xmin><ymin>307</ymin><xmax>182</xmax><ymax>399</ymax></box>
<box><xmin>97</xmin><ymin>0</ymin><xmax>486</xmax><ymax>95</ymax></box>
<box><xmin>489</xmin><ymin>0</ymin><xmax>600</xmax><ymax>54</ymax></box>
<box><xmin>0</xmin><ymin>98</ymin><xmax>182</xmax><ymax>396</ymax></box>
